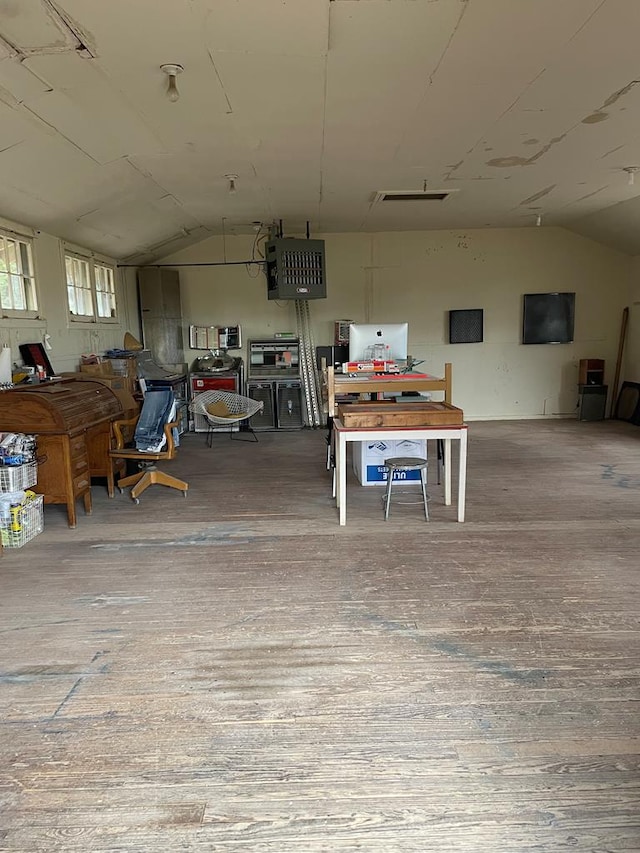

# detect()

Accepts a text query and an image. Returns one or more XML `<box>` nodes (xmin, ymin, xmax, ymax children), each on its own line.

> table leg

<box><xmin>106</xmin><ymin>462</ymin><xmax>115</xmax><ymax>498</ymax></box>
<box><xmin>338</xmin><ymin>434</ymin><xmax>347</xmax><ymax>525</ymax></box>
<box><xmin>457</xmin><ymin>429</ymin><xmax>467</xmax><ymax>522</ymax></box>
<box><xmin>444</xmin><ymin>438</ymin><xmax>452</xmax><ymax>505</ymax></box>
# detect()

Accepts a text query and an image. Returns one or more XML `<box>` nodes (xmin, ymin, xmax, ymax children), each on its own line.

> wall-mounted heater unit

<box><xmin>266</xmin><ymin>238</ymin><xmax>326</xmax><ymax>300</ymax></box>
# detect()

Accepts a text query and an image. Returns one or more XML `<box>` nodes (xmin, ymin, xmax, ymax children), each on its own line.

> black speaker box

<box><xmin>276</xmin><ymin>381</ymin><xmax>304</xmax><ymax>429</ymax></box>
<box><xmin>246</xmin><ymin>382</ymin><xmax>276</xmax><ymax>430</ymax></box>
<box><xmin>316</xmin><ymin>345</ymin><xmax>349</xmax><ymax>369</ymax></box>
<box><xmin>578</xmin><ymin>384</ymin><xmax>607</xmax><ymax>421</ymax></box>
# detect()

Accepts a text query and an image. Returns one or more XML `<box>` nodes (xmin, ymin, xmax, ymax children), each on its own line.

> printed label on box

<box><xmin>353</xmin><ymin>438</ymin><xmax>428</xmax><ymax>486</ymax></box>
<box><xmin>365</xmin><ymin>441</ymin><xmax>391</xmax><ymax>455</ymax></box>
<box><xmin>366</xmin><ymin>465</ymin><xmax>422</xmax><ymax>483</ymax></box>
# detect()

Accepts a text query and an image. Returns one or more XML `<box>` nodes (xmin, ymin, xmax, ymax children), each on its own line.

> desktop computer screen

<box><xmin>348</xmin><ymin>323</ymin><xmax>409</xmax><ymax>364</ymax></box>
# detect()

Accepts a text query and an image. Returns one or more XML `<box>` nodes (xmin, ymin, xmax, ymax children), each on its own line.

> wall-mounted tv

<box><xmin>523</xmin><ymin>292</ymin><xmax>575</xmax><ymax>345</ymax></box>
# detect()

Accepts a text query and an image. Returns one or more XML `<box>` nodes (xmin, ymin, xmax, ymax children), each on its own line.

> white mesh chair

<box><xmin>189</xmin><ymin>390</ymin><xmax>264</xmax><ymax>445</ymax></box>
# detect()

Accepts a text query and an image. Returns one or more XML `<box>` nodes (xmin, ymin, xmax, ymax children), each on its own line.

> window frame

<box><xmin>94</xmin><ymin>262</ymin><xmax>117</xmax><ymax>320</ymax></box>
<box><xmin>0</xmin><ymin>230</ymin><xmax>39</xmax><ymax>319</ymax></box>
<box><xmin>65</xmin><ymin>249</ymin><xmax>118</xmax><ymax>324</ymax></box>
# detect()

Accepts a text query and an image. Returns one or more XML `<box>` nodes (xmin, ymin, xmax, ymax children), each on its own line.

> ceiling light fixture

<box><xmin>160</xmin><ymin>64</ymin><xmax>183</xmax><ymax>102</ymax></box>
<box><xmin>225</xmin><ymin>174</ymin><xmax>238</xmax><ymax>195</ymax></box>
<box><xmin>624</xmin><ymin>166</ymin><xmax>640</xmax><ymax>186</ymax></box>
<box><xmin>536</xmin><ymin>214</ymin><xmax>542</xmax><ymax>227</ymax></box>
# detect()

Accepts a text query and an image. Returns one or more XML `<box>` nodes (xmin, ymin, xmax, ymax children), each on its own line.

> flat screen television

<box><xmin>523</xmin><ymin>292</ymin><xmax>575</xmax><ymax>344</ymax></box>
<box><xmin>348</xmin><ymin>323</ymin><xmax>409</xmax><ymax>363</ymax></box>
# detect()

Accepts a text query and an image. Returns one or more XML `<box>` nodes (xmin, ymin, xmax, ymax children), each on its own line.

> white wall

<box><xmin>0</xmin><ymin>216</ymin><xmax>138</xmax><ymax>375</ymax></box>
<box><xmin>1</xmin><ymin>213</ymin><xmax>631</xmax><ymax>418</ymax></box>
<box><xmin>160</xmin><ymin>226</ymin><xmax>632</xmax><ymax>419</ymax></box>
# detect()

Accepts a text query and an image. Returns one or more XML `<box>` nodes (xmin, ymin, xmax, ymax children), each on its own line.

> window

<box><xmin>65</xmin><ymin>253</ymin><xmax>117</xmax><ymax>321</ymax></box>
<box><xmin>66</xmin><ymin>255</ymin><xmax>93</xmax><ymax>318</ymax></box>
<box><xmin>95</xmin><ymin>263</ymin><xmax>116</xmax><ymax>318</ymax></box>
<box><xmin>0</xmin><ymin>232</ymin><xmax>38</xmax><ymax>315</ymax></box>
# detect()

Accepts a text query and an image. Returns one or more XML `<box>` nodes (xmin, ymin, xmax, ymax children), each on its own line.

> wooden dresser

<box><xmin>0</xmin><ymin>379</ymin><xmax>124</xmax><ymax>528</ymax></box>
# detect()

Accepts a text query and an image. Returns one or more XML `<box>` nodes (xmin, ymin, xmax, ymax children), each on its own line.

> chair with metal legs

<box><xmin>189</xmin><ymin>390</ymin><xmax>264</xmax><ymax>445</ymax></box>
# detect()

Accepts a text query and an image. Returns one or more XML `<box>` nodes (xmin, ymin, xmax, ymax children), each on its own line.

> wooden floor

<box><xmin>1</xmin><ymin>419</ymin><xmax>639</xmax><ymax>852</ymax></box>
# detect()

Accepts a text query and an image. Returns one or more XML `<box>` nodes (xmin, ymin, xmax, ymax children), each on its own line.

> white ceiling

<box><xmin>1</xmin><ymin>0</ymin><xmax>640</xmax><ymax>262</ymax></box>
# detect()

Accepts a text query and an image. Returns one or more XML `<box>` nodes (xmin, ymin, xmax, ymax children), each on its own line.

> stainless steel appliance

<box><xmin>248</xmin><ymin>338</ymin><xmax>300</xmax><ymax>378</ymax></box>
<box><xmin>246</xmin><ymin>339</ymin><xmax>303</xmax><ymax>430</ymax></box>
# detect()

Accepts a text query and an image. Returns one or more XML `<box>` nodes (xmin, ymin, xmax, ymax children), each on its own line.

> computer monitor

<box><xmin>348</xmin><ymin>323</ymin><xmax>409</xmax><ymax>363</ymax></box>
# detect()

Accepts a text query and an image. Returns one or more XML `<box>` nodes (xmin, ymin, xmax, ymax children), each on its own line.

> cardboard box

<box><xmin>80</xmin><ymin>362</ymin><xmax>113</xmax><ymax>377</ymax></box>
<box><xmin>353</xmin><ymin>438</ymin><xmax>427</xmax><ymax>486</ymax></box>
<box><xmin>64</xmin><ymin>369</ymin><xmax>137</xmax><ymax>396</ymax></box>
<box><xmin>108</xmin><ymin>357</ymin><xmax>138</xmax><ymax>378</ymax></box>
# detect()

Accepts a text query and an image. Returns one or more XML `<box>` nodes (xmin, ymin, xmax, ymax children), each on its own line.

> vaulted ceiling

<box><xmin>1</xmin><ymin>0</ymin><xmax>640</xmax><ymax>262</ymax></box>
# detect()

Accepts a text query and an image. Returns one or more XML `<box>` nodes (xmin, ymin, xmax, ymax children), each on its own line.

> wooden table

<box><xmin>333</xmin><ymin>419</ymin><xmax>468</xmax><ymax>526</ymax></box>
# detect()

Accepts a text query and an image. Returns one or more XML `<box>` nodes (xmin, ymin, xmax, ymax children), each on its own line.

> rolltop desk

<box><xmin>0</xmin><ymin>379</ymin><xmax>124</xmax><ymax>527</ymax></box>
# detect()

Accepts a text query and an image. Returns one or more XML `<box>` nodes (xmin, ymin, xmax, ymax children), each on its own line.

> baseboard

<box><xmin>463</xmin><ymin>413</ymin><xmax>578</xmax><ymax>421</ymax></box>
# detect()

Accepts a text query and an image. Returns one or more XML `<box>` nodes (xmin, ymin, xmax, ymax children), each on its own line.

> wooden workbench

<box><xmin>325</xmin><ymin>363</ymin><xmax>452</xmax><ymax>417</ymax></box>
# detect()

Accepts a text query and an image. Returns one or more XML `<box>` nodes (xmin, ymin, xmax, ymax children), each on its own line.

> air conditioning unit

<box><xmin>266</xmin><ymin>238</ymin><xmax>326</xmax><ymax>300</ymax></box>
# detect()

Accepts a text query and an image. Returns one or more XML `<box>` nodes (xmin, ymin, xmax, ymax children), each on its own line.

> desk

<box><xmin>326</xmin><ymin>363</ymin><xmax>451</xmax><ymax>417</ymax></box>
<box><xmin>333</xmin><ymin>420</ymin><xmax>468</xmax><ymax>526</ymax></box>
<box><xmin>0</xmin><ymin>380</ymin><xmax>123</xmax><ymax>528</ymax></box>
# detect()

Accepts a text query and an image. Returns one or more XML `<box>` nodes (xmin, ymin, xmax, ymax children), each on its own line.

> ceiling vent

<box><xmin>373</xmin><ymin>189</ymin><xmax>457</xmax><ymax>203</ymax></box>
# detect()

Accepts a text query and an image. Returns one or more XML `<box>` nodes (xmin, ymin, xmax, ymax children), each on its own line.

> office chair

<box><xmin>189</xmin><ymin>390</ymin><xmax>264</xmax><ymax>445</ymax></box>
<box><xmin>109</xmin><ymin>388</ymin><xmax>188</xmax><ymax>503</ymax></box>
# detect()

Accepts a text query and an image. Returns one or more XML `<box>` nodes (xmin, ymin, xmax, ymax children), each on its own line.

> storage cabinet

<box><xmin>35</xmin><ymin>433</ymin><xmax>91</xmax><ymax>519</ymax></box>
<box><xmin>137</xmin><ymin>268</ymin><xmax>184</xmax><ymax>366</ymax></box>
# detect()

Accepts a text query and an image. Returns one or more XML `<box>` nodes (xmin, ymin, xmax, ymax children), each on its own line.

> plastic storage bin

<box><xmin>0</xmin><ymin>494</ymin><xmax>44</xmax><ymax>548</ymax></box>
<box><xmin>0</xmin><ymin>461</ymin><xmax>38</xmax><ymax>492</ymax></box>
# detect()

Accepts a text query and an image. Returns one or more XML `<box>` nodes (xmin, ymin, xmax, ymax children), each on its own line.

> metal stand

<box><xmin>295</xmin><ymin>299</ymin><xmax>323</xmax><ymax>427</ymax></box>
<box><xmin>382</xmin><ymin>457</ymin><xmax>430</xmax><ymax>521</ymax></box>
<box><xmin>231</xmin><ymin>422</ymin><xmax>259</xmax><ymax>442</ymax></box>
